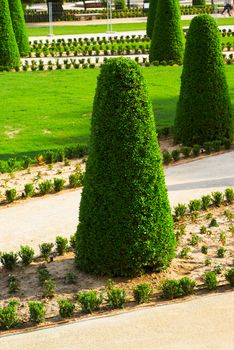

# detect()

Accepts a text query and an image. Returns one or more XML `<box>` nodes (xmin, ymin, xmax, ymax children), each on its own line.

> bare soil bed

<box><xmin>0</xmin><ymin>202</ymin><xmax>233</xmax><ymax>330</ymax></box>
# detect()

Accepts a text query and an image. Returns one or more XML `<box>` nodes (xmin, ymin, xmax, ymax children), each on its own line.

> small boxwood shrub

<box><xmin>19</xmin><ymin>245</ymin><xmax>35</xmax><ymax>265</ymax></box>
<box><xmin>58</xmin><ymin>299</ymin><xmax>75</xmax><ymax>318</ymax></box>
<box><xmin>28</xmin><ymin>301</ymin><xmax>45</xmax><ymax>323</ymax></box>
<box><xmin>106</xmin><ymin>287</ymin><xmax>127</xmax><ymax>309</ymax></box>
<box><xmin>162</xmin><ymin>150</ymin><xmax>172</xmax><ymax>165</ymax></box>
<box><xmin>201</xmin><ymin>245</ymin><xmax>208</xmax><ymax>254</ymax></box>
<box><xmin>204</xmin><ymin>271</ymin><xmax>217</xmax><ymax>290</ymax></box>
<box><xmin>37</xmin><ymin>265</ymin><xmax>51</xmax><ymax>285</ymax></box>
<box><xmin>179</xmin><ymin>277</ymin><xmax>196</xmax><ymax>296</ymax></box>
<box><xmin>56</xmin><ymin>236</ymin><xmax>68</xmax><ymax>255</ymax></box>
<box><xmin>179</xmin><ymin>247</ymin><xmax>190</xmax><ymax>258</ymax></box>
<box><xmin>217</xmin><ymin>246</ymin><xmax>226</xmax><ymax>258</ymax></box>
<box><xmin>5</xmin><ymin>188</ymin><xmax>17</xmax><ymax>203</ymax></box>
<box><xmin>133</xmin><ymin>283</ymin><xmax>153</xmax><ymax>304</ymax></box>
<box><xmin>201</xmin><ymin>194</ymin><xmax>211</xmax><ymax>210</ymax></box>
<box><xmin>69</xmin><ymin>173</ymin><xmax>84</xmax><ymax>188</ymax></box>
<box><xmin>174</xmin><ymin>203</ymin><xmax>187</xmax><ymax>220</ymax></box>
<box><xmin>77</xmin><ymin>291</ymin><xmax>103</xmax><ymax>313</ymax></box>
<box><xmin>53</xmin><ymin>178</ymin><xmax>65</xmax><ymax>192</ymax></box>
<box><xmin>39</xmin><ymin>242</ymin><xmax>54</xmax><ymax>260</ymax></box>
<box><xmin>0</xmin><ymin>252</ymin><xmax>18</xmax><ymax>270</ymax></box>
<box><xmin>0</xmin><ymin>300</ymin><xmax>18</xmax><ymax>330</ymax></box>
<box><xmin>225</xmin><ymin>188</ymin><xmax>234</xmax><ymax>203</ymax></box>
<box><xmin>171</xmin><ymin>149</ymin><xmax>180</xmax><ymax>162</ymax></box>
<box><xmin>43</xmin><ymin>279</ymin><xmax>56</xmax><ymax>298</ymax></box>
<box><xmin>211</xmin><ymin>191</ymin><xmax>223</xmax><ymax>207</ymax></box>
<box><xmin>8</xmin><ymin>275</ymin><xmax>20</xmax><ymax>294</ymax></box>
<box><xmin>225</xmin><ymin>268</ymin><xmax>234</xmax><ymax>287</ymax></box>
<box><xmin>160</xmin><ymin>279</ymin><xmax>182</xmax><ymax>299</ymax></box>
<box><xmin>24</xmin><ymin>183</ymin><xmax>34</xmax><ymax>198</ymax></box>
<box><xmin>39</xmin><ymin>180</ymin><xmax>54</xmax><ymax>195</ymax></box>
<box><xmin>209</xmin><ymin>218</ymin><xmax>219</xmax><ymax>228</ymax></box>
<box><xmin>192</xmin><ymin>144</ymin><xmax>200</xmax><ymax>157</ymax></box>
<box><xmin>188</xmin><ymin>199</ymin><xmax>202</xmax><ymax>213</ymax></box>
<box><xmin>181</xmin><ymin>146</ymin><xmax>192</xmax><ymax>158</ymax></box>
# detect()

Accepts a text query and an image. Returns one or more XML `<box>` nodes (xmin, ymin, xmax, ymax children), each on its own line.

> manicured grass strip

<box><xmin>0</xmin><ymin>65</ymin><xmax>233</xmax><ymax>158</ymax></box>
<box><xmin>26</xmin><ymin>17</ymin><xmax>234</xmax><ymax>37</ymax></box>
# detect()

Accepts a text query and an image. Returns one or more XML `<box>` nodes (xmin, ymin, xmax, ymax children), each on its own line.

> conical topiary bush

<box><xmin>174</xmin><ymin>14</ymin><xmax>233</xmax><ymax>145</ymax></box>
<box><xmin>8</xmin><ymin>0</ymin><xmax>30</xmax><ymax>57</ymax></box>
<box><xmin>76</xmin><ymin>57</ymin><xmax>176</xmax><ymax>276</ymax></box>
<box><xmin>0</xmin><ymin>0</ymin><xmax>20</xmax><ymax>70</ymax></box>
<box><xmin>147</xmin><ymin>0</ymin><xmax>158</xmax><ymax>39</ymax></box>
<box><xmin>149</xmin><ymin>0</ymin><xmax>184</xmax><ymax>63</ymax></box>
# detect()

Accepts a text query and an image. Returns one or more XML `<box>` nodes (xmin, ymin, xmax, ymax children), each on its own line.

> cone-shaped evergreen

<box><xmin>146</xmin><ymin>0</ymin><xmax>158</xmax><ymax>39</ymax></box>
<box><xmin>76</xmin><ymin>58</ymin><xmax>176</xmax><ymax>276</ymax></box>
<box><xmin>8</xmin><ymin>0</ymin><xmax>30</xmax><ymax>57</ymax></box>
<box><xmin>174</xmin><ymin>15</ymin><xmax>233</xmax><ymax>145</ymax></box>
<box><xmin>149</xmin><ymin>0</ymin><xmax>184</xmax><ymax>63</ymax></box>
<box><xmin>0</xmin><ymin>0</ymin><xmax>20</xmax><ymax>70</ymax></box>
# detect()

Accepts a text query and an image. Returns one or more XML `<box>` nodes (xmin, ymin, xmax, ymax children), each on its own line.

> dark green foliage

<box><xmin>181</xmin><ymin>146</ymin><xmax>192</xmax><ymax>158</ymax></box>
<box><xmin>76</xmin><ymin>291</ymin><xmax>103</xmax><ymax>313</ymax></box>
<box><xmin>8</xmin><ymin>0</ymin><xmax>30</xmax><ymax>57</ymax></box>
<box><xmin>37</xmin><ymin>265</ymin><xmax>51</xmax><ymax>285</ymax></box>
<box><xmin>43</xmin><ymin>279</ymin><xmax>56</xmax><ymax>298</ymax></box>
<box><xmin>39</xmin><ymin>242</ymin><xmax>54</xmax><ymax>260</ymax></box>
<box><xmin>174</xmin><ymin>203</ymin><xmax>187</xmax><ymax>220</ymax></box>
<box><xmin>133</xmin><ymin>283</ymin><xmax>153</xmax><ymax>304</ymax></box>
<box><xmin>55</xmin><ymin>236</ymin><xmax>68</xmax><ymax>255</ymax></box>
<box><xmin>19</xmin><ymin>245</ymin><xmax>34</xmax><ymax>265</ymax></box>
<box><xmin>5</xmin><ymin>188</ymin><xmax>17</xmax><ymax>203</ymax></box>
<box><xmin>192</xmin><ymin>144</ymin><xmax>200</xmax><ymax>157</ymax></box>
<box><xmin>225</xmin><ymin>188</ymin><xmax>234</xmax><ymax>203</ymax></box>
<box><xmin>204</xmin><ymin>271</ymin><xmax>217</xmax><ymax>290</ymax></box>
<box><xmin>162</xmin><ymin>150</ymin><xmax>172</xmax><ymax>165</ymax></box>
<box><xmin>54</xmin><ymin>178</ymin><xmax>65</xmax><ymax>192</ymax></box>
<box><xmin>149</xmin><ymin>0</ymin><xmax>184</xmax><ymax>63</ymax></box>
<box><xmin>0</xmin><ymin>300</ymin><xmax>18</xmax><ymax>329</ymax></box>
<box><xmin>171</xmin><ymin>149</ymin><xmax>180</xmax><ymax>161</ymax></box>
<box><xmin>76</xmin><ymin>58</ymin><xmax>175</xmax><ymax>276</ymax></box>
<box><xmin>225</xmin><ymin>268</ymin><xmax>234</xmax><ymax>287</ymax></box>
<box><xmin>106</xmin><ymin>287</ymin><xmax>127</xmax><ymax>309</ymax></box>
<box><xmin>24</xmin><ymin>184</ymin><xmax>34</xmax><ymax>198</ymax></box>
<box><xmin>28</xmin><ymin>301</ymin><xmax>45</xmax><ymax>323</ymax></box>
<box><xmin>0</xmin><ymin>0</ymin><xmax>20</xmax><ymax>70</ymax></box>
<box><xmin>160</xmin><ymin>277</ymin><xmax>196</xmax><ymax>299</ymax></box>
<box><xmin>211</xmin><ymin>191</ymin><xmax>223</xmax><ymax>207</ymax></box>
<box><xmin>0</xmin><ymin>252</ymin><xmax>18</xmax><ymax>270</ymax></box>
<box><xmin>201</xmin><ymin>195</ymin><xmax>211</xmax><ymax>210</ymax></box>
<box><xmin>179</xmin><ymin>277</ymin><xmax>196</xmax><ymax>296</ymax></box>
<box><xmin>188</xmin><ymin>199</ymin><xmax>202</xmax><ymax>213</ymax></box>
<box><xmin>147</xmin><ymin>0</ymin><xmax>158</xmax><ymax>39</ymax></box>
<box><xmin>192</xmin><ymin>0</ymin><xmax>206</xmax><ymax>6</ymax></box>
<box><xmin>174</xmin><ymin>15</ymin><xmax>233</xmax><ymax>145</ymax></box>
<box><xmin>58</xmin><ymin>299</ymin><xmax>75</xmax><ymax>318</ymax></box>
<box><xmin>8</xmin><ymin>275</ymin><xmax>20</xmax><ymax>294</ymax></box>
<box><xmin>39</xmin><ymin>180</ymin><xmax>54</xmax><ymax>195</ymax></box>
<box><xmin>217</xmin><ymin>246</ymin><xmax>226</xmax><ymax>258</ymax></box>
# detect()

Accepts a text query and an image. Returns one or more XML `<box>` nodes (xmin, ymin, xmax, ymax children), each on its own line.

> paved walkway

<box><xmin>0</xmin><ymin>151</ymin><xmax>233</xmax><ymax>254</ymax></box>
<box><xmin>0</xmin><ymin>292</ymin><xmax>233</xmax><ymax>349</ymax></box>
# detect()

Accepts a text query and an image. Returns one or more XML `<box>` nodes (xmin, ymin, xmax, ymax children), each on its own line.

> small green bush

<box><xmin>201</xmin><ymin>195</ymin><xmax>211</xmax><ymax>210</ymax></box>
<box><xmin>19</xmin><ymin>245</ymin><xmax>34</xmax><ymax>265</ymax></box>
<box><xmin>209</xmin><ymin>218</ymin><xmax>219</xmax><ymax>228</ymax></box>
<box><xmin>204</xmin><ymin>271</ymin><xmax>217</xmax><ymax>290</ymax></box>
<box><xmin>37</xmin><ymin>265</ymin><xmax>51</xmax><ymax>285</ymax></box>
<box><xmin>204</xmin><ymin>142</ymin><xmax>213</xmax><ymax>154</ymax></box>
<box><xmin>77</xmin><ymin>291</ymin><xmax>103</xmax><ymax>313</ymax></box>
<box><xmin>133</xmin><ymin>283</ymin><xmax>153</xmax><ymax>304</ymax></box>
<box><xmin>174</xmin><ymin>203</ymin><xmax>187</xmax><ymax>220</ymax></box>
<box><xmin>179</xmin><ymin>277</ymin><xmax>196</xmax><ymax>296</ymax></box>
<box><xmin>225</xmin><ymin>188</ymin><xmax>234</xmax><ymax>203</ymax></box>
<box><xmin>69</xmin><ymin>234</ymin><xmax>76</xmax><ymax>250</ymax></box>
<box><xmin>201</xmin><ymin>245</ymin><xmax>208</xmax><ymax>254</ymax></box>
<box><xmin>179</xmin><ymin>247</ymin><xmax>190</xmax><ymax>258</ymax></box>
<box><xmin>213</xmin><ymin>263</ymin><xmax>222</xmax><ymax>274</ymax></box>
<box><xmin>162</xmin><ymin>150</ymin><xmax>172</xmax><ymax>165</ymax></box>
<box><xmin>39</xmin><ymin>242</ymin><xmax>54</xmax><ymax>260</ymax></box>
<box><xmin>225</xmin><ymin>268</ymin><xmax>234</xmax><ymax>287</ymax></box>
<box><xmin>5</xmin><ymin>188</ymin><xmax>17</xmax><ymax>203</ymax></box>
<box><xmin>217</xmin><ymin>246</ymin><xmax>226</xmax><ymax>258</ymax></box>
<box><xmin>160</xmin><ymin>279</ymin><xmax>182</xmax><ymax>299</ymax></box>
<box><xmin>43</xmin><ymin>279</ymin><xmax>56</xmax><ymax>298</ymax></box>
<box><xmin>24</xmin><ymin>183</ymin><xmax>34</xmax><ymax>198</ymax></box>
<box><xmin>191</xmin><ymin>234</ymin><xmax>200</xmax><ymax>247</ymax></box>
<box><xmin>53</xmin><ymin>178</ymin><xmax>65</xmax><ymax>192</ymax></box>
<box><xmin>106</xmin><ymin>287</ymin><xmax>127</xmax><ymax>309</ymax></box>
<box><xmin>0</xmin><ymin>300</ymin><xmax>18</xmax><ymax>330</ymax></box>
<box><xmin>28</xmin><ymin>301</ymin><xmax>45</xmax><ymax>323</ymax></box>
<box><xmin>8</xmin><ymin>275</ymin><xmax>20</xmax><ymax>294</ymax></box>
<box><xmin>188</xmin><ymin>199</ymin><xmax>201</xmax><ymax>213</ymax></box>
<box><xmin>56</xmin><ymin>236</ymin><xmax>68</xmax><ymax>255</ymax></box>
<box><xmin>192</xmin><ymin>144</ymin><xmax>200</xmax><ymax>157</ymax></box>
<box><xmin>69</xmin><ymin>173</ymin><xmax>84</xmax><ymax>188</ymax></box>
<box><xmin>0</xmin><ymin>252</ymin><xmax>18</xmax><ymax>270</ymax></box>
<box><xmin>58</xmin><ymin>299</ymin><xmax>75</xmax><ymax>318</ymax></box>
<box><xmin>39</xmin><ymin>180</ymin><xmax>54</xmax><ymax>195</ymax></box>
<box><xmin>211</xmin><ymin>191</ymin><xmax>223</xmax><ymax>207</ymax></box>
<box><xmin>181</xmin><ymin>146</ymin><xmax>192</xmax><ymax>158</ymax></box>
<box><xmin>171</xmin><ymin>149</ymin><xmax>180</xmax><ymax>162</ymax></box>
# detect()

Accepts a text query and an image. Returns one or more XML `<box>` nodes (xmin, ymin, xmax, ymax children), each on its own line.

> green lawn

<box><xmin>26</xmin><ymin>17</ymin><xmax>234</xmax><ymax>37</ymax></box>
<box><xmin>1</xmin><ymin>65</ymin><xmax>234</xmax><ymax>158</ymax></box>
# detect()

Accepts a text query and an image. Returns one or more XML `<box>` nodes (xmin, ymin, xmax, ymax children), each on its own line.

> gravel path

<box><xmin>0</xmin><ymin>151</ymin><xmax>233</xmax><ymax>254</ymax></box>
<box><xmin>1</xmin><ymin>292</ymin><xmax>233</xmax><ymax>349</ymax></box>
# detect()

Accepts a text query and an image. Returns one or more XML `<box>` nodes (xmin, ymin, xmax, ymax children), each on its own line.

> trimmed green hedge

<box><xmin>192</xmin><ymin>0</ymin><xmax>206</xmax><ymax>6</ymax></box>
<box><xmin>174</xmin><ymin>14</ymin><xmax>233</xmax><ymax>145</ymax></box>
<box><xmin>149</xmin><ymin>0</ymin><xmax>184</xmax><ymax>63</ymax></box>
<box><xmin>147</xmin><ymin>0</ymin><xmax>158</xmax><ymax>39</ymax></box>
<box><xmin>76</xmin><ymin>57</ymin><xmax>175</xmax><ymax>276</ymax></box>
<box><xmin>8</xmin><ymin>0</ymin><xmax>30</xmax><ymax>57</ymax></box>
<box><xmin>0</xmin><ymin>0</ymin><xmax>20</xmax><ymax>70</ymax></box>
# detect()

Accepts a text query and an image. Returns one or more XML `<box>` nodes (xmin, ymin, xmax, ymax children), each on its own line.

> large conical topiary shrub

<box><xmin>149</xmin><ymin>0</ymin><xmax>184</xmax><ymax>63</ymax></box>
<box><xmin>8</xmin><ymin>0</ymin><xmax>30</xmax><ymax>57</ymax></box>
<box><xmin>76</xmin><ymin>57</ymin><xmax>176</xmax><ymax>276</ymax></box>
<box><xmin>0</xmin><ymin>0</ymin><xmax>20</xmax><ymax>70</ymax></box>
<box><xmin>174</xmin><ymin>15</ymin><xmax>233</xmax><ymax>145</ymax></box>
<box><xmin>147</xmin><ymin>0</ymin><xmax>158</xmax><ymax>39</ymax></box>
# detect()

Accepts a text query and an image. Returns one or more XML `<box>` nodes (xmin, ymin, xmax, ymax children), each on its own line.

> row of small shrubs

<box><xmin>4</xmin><ymin>172</ymin><xmax>84</xmax><ymax>203</ymax></box>
<box><xmin>174</xmin><ymin>188</ymin><xmax>234</xmax><ymax>220</ymax></box>
<box><xmin>2</xmin><ymin>269</ymin><xmax>234</xmax><ymax>329</ymax></box>
<box><xmin>0</xmin><ymin>234</ymin><xmax>76</xmax><ymax>270</ymax></box>
<box><xmin>0</xmin><ymin>144</ymin><xmax>87</xmax><ymax>174</ymax></box>
<box><xmin>162</xmin><ymin>139</ymin><xmax>232</xmax><ymax>165</ymax></box>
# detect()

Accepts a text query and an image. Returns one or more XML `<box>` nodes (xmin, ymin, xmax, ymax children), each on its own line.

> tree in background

<box><xmin>0</xmin><ymin>0</ymin><xmax>20</xmax><ymax>70</ymax></box>
<box><xmin>174</xmin><ymin>15</ymin><xmax>232</xmax><ymax>145</ymax></box>
<box><xmin>76</xmin><ymin>57</ymin><xmax>176</xmax><ymax>276</ymax></box>
<box><xmin>8</xmin><ymin>0</ymin><xmax>30</xmax><ymax>57</ymax></box>
<box><xmin>147</xmin><ymin>0</ymin><xmax>158</xmax><ymax>39</ymax></box>
<box><xmin>149</xmin><ymin>0</ymin><xmax>184</xmax><ymax>64</ymax></box>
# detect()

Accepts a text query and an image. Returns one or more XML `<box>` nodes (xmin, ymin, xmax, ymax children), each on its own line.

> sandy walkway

<box><xmin>0</xmin><ymin>151</ymin><xmax>233</xmax><ymax>253</ymax></box>
<box><xmin>0</xmin><ymin>292</ymin><xmax>233</xmax><ymax>350</ymax></box>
